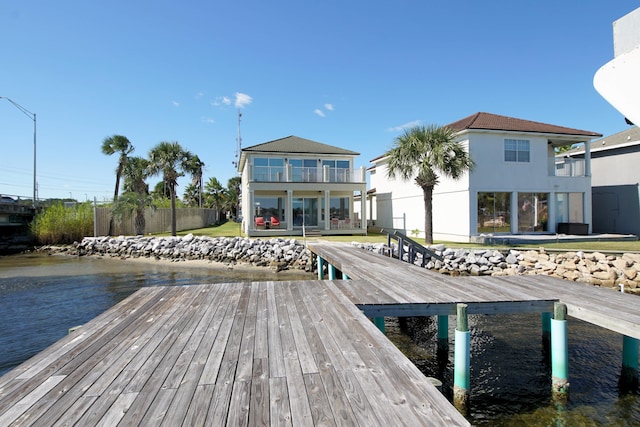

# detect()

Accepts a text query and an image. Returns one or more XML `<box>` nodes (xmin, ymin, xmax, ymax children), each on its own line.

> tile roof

<box><xmin>242</xmin><ymin>135</ymin><xmax>359</xmax><ymax>155</ymax></box>
<box><xmin>446</xmin><ymin>112</ymin><xmax>602</xmax><ymax>137</ymax></box>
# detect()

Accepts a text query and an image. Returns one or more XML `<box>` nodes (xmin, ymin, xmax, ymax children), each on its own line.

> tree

<box><xmin>386</xmin><ymin>125</ymin><xmax>473</xmax><ymax>244</ymax></box>
<box><xmin>147</xmin><ymin>141</ymin><xmax>192</xmax><ymax>236</ymax></box>
<box><xmin>111</xmin><ymin>156</ymin><xmax>153</xmax><ymax>235</ymax></box>
<box><xmin>204</xmin><ymin>177</ymin><xmax>226</xmax><ymax>224</ymax></box>
<box><xmin>182</xmin><ymin>183</ymin><xmax>201</xmax><ymax>207</ymax></box>
<box><xmin>184</xmin><ymin>154</ymin><xmax>205</xmax><ymax>207</ymax></box>
<box><xmin>226</xmin><ymin>176</ymin><xmax>241</xmax><ymax>218</ymax></box>
<box><xmin>101</xmin><ymin>135</ymin><xmax>134</xmax><ymax>235</ymax></box>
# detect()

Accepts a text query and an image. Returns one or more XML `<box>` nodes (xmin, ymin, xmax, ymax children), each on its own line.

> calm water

<box><xmin>0</xmin><ymin>254</ymin><xmax>638</xmax><ymax>425</ymax></box>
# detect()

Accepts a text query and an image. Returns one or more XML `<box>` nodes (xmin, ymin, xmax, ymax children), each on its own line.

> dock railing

<box><xmin>385</xmin><ymin>229</ymin><xmax>443</xmax><ymax>266</ymax></box>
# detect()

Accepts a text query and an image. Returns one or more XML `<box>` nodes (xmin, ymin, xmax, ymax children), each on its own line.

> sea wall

<box><xmin>47</xmin><ymin>234</ymin><xmax>313</xmax><ymax>271</ymax></box>
<box><xmin>354</xmin><ymin>242</ymin><xmax>640</xmax><ymax>294</ymax></box>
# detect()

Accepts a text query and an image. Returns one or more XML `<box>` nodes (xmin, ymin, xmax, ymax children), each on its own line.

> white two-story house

<box><xmin>369</xmin><ymin>112</ymin><xmax>602</xmax><ymax>243</ymax></box>
<box><xmin>239</xmin><ymin>136</ymin><xmax>367</xmax><ymax>237</ymax></box>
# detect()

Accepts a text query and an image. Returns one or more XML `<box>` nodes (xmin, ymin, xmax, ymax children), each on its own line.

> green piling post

<box><xmin>317</xmin><ymin>256</ymin><xmax>324</xmax><ymax>280</ymax></box>
<box><xmin>453</xmin><ymin>304</ymin><xmax>470</xmax><ymax>414</ymax></box>
<box><xmin>328</xmin><ymin>263</ymin><xmax>336</xmax><ymax>280</ymax></box>
<box><xmin>551</xmin><ymin>302</ymin><xmax>569</xmax><ymax>400</ymax></box>
<box><xmin>619</xmin><ymin>335</ymin><xmax>639</xmax><ymax>390</ymax></box>
<box><xmin>373</xmin><ymin>317</ymin><xmax>385</xmax><ymax>334</ymax></box>
<box><xmin>438</xmin><ymin>315</ymin><xmax>449</xmax><ymax>348</ymax></box>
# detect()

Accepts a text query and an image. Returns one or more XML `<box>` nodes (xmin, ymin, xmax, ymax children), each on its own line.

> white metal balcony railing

<box><xmin>250</xmin><ymin>165</ymin><xmax>366</xmax><ymax>183</ymax></box>
<box><xmin>555</xmin><ymin>158</ymin><xmax>586</xmax><ymax>177</ymax></box>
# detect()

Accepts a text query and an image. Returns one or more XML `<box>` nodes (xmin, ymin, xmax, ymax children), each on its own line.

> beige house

<box><xmin>238</xmin><ymin>136</ymin><xmax>367</xmax><ymax>237</ymax></box>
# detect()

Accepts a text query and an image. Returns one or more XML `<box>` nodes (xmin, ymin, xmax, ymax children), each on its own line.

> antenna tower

<box><xmin>232</xmin><ymin>110</ymin><xmax>242</xmax><ymax>171</ymax></box>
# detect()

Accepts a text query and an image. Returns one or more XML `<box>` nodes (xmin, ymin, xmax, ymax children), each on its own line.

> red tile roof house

<box><xmin>368</xmin><ymin>112</ymin><xmax>602</xmax><ymax>243</ymax></box>
<box><xmin>238</xmin><ymin>136</ymin><xmax>367</xmax><ymax>237</ymax></box>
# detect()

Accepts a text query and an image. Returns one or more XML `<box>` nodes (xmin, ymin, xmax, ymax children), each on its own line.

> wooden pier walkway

<box><xmin>0</xmin><ymin>281</ymin><xmax>469</xmax><ymax>426</ymax></box>
<box><xmin>309</xmin><ymin>242</ymin><xmax>640</xmax><ymax>340</ymax></box>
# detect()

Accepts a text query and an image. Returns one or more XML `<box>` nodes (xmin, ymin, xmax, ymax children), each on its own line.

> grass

<box><xmin>162</xmin><ymin>221</ymin><xmax>640</xmax><ymax>253</ymax></box>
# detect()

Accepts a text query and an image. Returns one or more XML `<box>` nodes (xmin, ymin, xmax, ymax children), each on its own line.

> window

<box><xmin>322</xmin><ymin>159</ymin><xmax>350</xmax><ymax>182</ymax></box>
<box><xmin>329</xmin><ymin>197</ymin><xmax>350</xmax><ymax>220</ymax></box>
<box><xmin>504</xmin><ymin>139</ymin><xmax>530</xmax><ymax>162</ymax></box>
<box><xmin>254</xmin><ymin>196</ymin><xmax>285</xmax><ymax>222</ymax></box>
<box><xmin>555</xmin><ymin>193</ymin><xmax>583</xmax><ymax>223</ymax></box>
<box><xmin>290</xmin><ymin>159</ymin><xmax>319</xmax><ymax>182</ymax></box>
<box><xmin>253</xmin><ymin>158</ymin><xmax>284</xmax><ymax>181</ymax></box>
<box><xmin>477</xmin><ymin>192</ymin><xmax>511</xmax><ymax>233</ymax></box>
<box><xmin>517</xmin><ymin>193</ymin><xmax>548</xmax><ymax>232</ymax></box>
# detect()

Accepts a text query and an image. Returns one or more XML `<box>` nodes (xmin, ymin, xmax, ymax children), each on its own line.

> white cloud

<box><xmin>324</xmin><ymin>103</ymin><xmax>334</xmax><ymax>111</ymax></box>
<box><xmin>387</xmin><ymin>120</ymin><xmax>422</xmax><ymax>132</ymax></box>
<box><xmin>314</xmin><ymin>109</ymin><xmax>326</xmax><ymax>117</ymax></box>
<box><xmin>172</xmin><ymin>100</ymin><xmax>180</xmax><ymax>107</ymax></box>
<box><xmin>211</xmin><ymin>96</ymin><xmax>231</xmax><ymax>107</ymax></box>
<box><xmin>234</xmin><ymin>92</ymin><xmax>253</xmax><ymax>109</ymax></box>
<box><xmin>202</xmin><ymin>117</ymin><xmax>215</xmax><ymax>123</ymax></box>
<box><xmin>195</xmin><ymin>91</ymin><xmax>205</xmax><ymax>99</ymax></box>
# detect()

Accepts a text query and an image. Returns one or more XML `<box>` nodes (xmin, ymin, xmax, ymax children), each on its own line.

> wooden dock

<box><xmin>309</xmin><ymin>242</ymin><xmax>640</xmax><ymax>340</ymax></box>
<box><xmin>0</xmin><ymin>281</ymin><xmax>469</xmax><ymax>426</ymax></box>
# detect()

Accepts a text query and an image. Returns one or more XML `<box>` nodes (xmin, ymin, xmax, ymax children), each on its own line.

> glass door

<box><xmin>292</xmin><ymin>198</ymin><xmax>318</xmax><ymax>227</ymax></box>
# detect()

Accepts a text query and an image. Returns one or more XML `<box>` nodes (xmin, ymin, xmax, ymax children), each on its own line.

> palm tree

<box><xmin>204</xmin><ymin>177</ymin><xmax>226</xmax><ymax>224</ymax></box>
<box><xmin>111</xmin><ymin>156</ymin><xmax>153</xmax><ymax>235</ymax></box>
<box><xmin>184</xmin><ymin>154</ymin><xmax>205</xmax><ymax>207</ymax></box>
<box><xmin>386</xmin><ymin>125</ymin><xmax>473</xmax><ymax>244</ymax></box>
<box><xmin>226</xmin><ymin>176</ymin><xmax>241</xmax><ymax>219</ymax></box>
<box><xmin>101</xmin><ymin>135</ymin><xmax>134</xmax><ymax>235</ymax></box>
<box><xmin>182</xmin><ymin>183</ymin><xmax>201</xmax><ymax>207</ymax></box>
<box><xmin>147</xmin><ymin>141</ymin><xmax>191</xmax><ymax>236</ymax></box>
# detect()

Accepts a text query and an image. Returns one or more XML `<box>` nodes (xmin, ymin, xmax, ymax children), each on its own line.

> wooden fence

<box><xmin>93</xmin><ymin>207</ymin><xmax>219</xmax><ymax>236</ymax></box>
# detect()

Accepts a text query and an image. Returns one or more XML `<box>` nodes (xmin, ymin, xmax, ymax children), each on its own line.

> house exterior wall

<box><xmin>590</xmin><ymin>145</ymin><xmax>640</xmax><ymax>235</ymax></box>
<box><xmin>240</xmin><ymin>150</ymin><xmax>366</xmax><ymax>236</ymax></box>
<box><xmin>370</xmin><ymin>129</ymin><xmax>593</xmax><ymax>242</ymax></box>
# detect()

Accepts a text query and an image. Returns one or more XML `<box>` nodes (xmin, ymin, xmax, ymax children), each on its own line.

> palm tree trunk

<box><xmin>170</xmin><ymin>183</ymin><xmax>177</xmax><ymax>236</ymax></box>
<box><xmin>108</xmin><ymin>168</ymin><xmax>123</xmax><ymax>236</ymax></box>
<box><xmin>423</xmin><ymin>185</ymin><xmax>434</xmax><ymax>244</ymax></box>
<box><xmin>135</xmin><ymin>208</ymin><xmax>145</xmax><ymax>235</ymax></box>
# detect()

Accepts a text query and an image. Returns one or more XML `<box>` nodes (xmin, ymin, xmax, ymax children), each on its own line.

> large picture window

<box><xmin>555</xmin><ymin>193</ymin><xmax>583</xmax><ymax>223</ymax></box>
<box><xmin>517</xmin><ymin>193</ymin><xmax>548</xmax><ymax>232</ymax></box>
<box><xmin>504</xmin><ymin>139</ymin><xmax>530</xmax><ymax>162</ymax></box>
<box><xmin>254</xmin><ymin>196</ymin><xmax>285</xmax><ymax>222</ymax></box>
<box><xmin>253</xmin><ymin>158</ymin><xmax>284</xmax><ymax>181</ymax></box>
<box><xmin>477</xmin><ymin>192</ymin><xmax>511</xmax><ymax>233</ymax></box>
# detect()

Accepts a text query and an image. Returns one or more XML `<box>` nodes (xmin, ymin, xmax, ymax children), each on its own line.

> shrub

<box><xmin>31</xmin><ymin>202</ymin><xmax>94</xmax><ymax>244</ymax></box>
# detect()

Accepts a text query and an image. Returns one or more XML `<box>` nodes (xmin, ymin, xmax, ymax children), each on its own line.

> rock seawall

<box><xmin>354</xmin><ymin>242</ymin><xmax>640</xmax><ymax>294</ymax></box>
<box><xmin>46</xmin><ymin>234</ymin><xmax>313</xmax><ymax>271</ymax></box>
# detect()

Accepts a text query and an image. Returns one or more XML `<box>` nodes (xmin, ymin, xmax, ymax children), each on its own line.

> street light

<box><xmin>0</xmin><ymin>96</ymin><xmax>37</xmax><ymax>208</ymax></box>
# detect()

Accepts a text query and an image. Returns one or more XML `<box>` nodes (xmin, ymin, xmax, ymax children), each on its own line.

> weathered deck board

<box><xmin>0</xmin><ymin>281</ymin><xmax>469</xmax><ymax>426</ymax></box>
<box><xmin>309</xmin><ymin>242</ymin><xmax>640</xmax><ymax>339</ymax></box>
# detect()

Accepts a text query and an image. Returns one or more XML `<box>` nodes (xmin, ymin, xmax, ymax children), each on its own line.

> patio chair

<box><xmin>343</xmin><ymin>218</ymin><xmax>351</xmax><ymax>228</ymax></box>
<box><xmin>270</xmin><ymin>216</ymin><xmax>280</xmax><ymax>228</ymax></box>
<box><xmin>254</xmin><ymin>216</ymin><xmax>266</xmax><ymax>229</ymax></box>
<box><xmin>331</xmin><ymin>218</ymin><xmax>339</xmax><ymax>229</ymax></box>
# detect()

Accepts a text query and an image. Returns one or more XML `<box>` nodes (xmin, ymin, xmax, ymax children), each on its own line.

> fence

<box><xmin>94</xmin><ymin>207</ymin><xmax>218</xmax><ymax>236</ymax></box>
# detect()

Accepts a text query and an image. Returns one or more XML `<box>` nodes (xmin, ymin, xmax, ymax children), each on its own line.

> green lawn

<box><xmin>166</xmin><ymin>221</ymin><xmax>640</xmax><ymax>253</ymax></box>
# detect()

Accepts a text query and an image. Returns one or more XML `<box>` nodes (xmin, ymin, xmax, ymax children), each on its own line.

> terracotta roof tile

<box><xmin>446</xmin><ymin>112</ymin><xmax>602</xmax><ymax>137</ymax></box>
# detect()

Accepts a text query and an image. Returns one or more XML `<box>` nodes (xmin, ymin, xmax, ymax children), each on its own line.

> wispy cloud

<box><xmin>387</xmin><ymin>120</ymin><xmax>422</xmax><ymax>132</ymax></box>
<box><xmin>314</xmin><ymin>102</ymin><xmax>334</xmax><ymax>118</ymax></box>
<box><xmin>211</xmin><ymin>96</ymin><xmax>231</xmax><ymax>107</ymax></box>
<box><xmin>202</xmin><ymin>117</ymin><xmax>215</xmax><ymax>124</ymax></box>
<box><xmin>195</xmin><ymin>91</ymin><xmax>205</xmax><ymax>99</ymax></box>
<box><xmin>172</xmin><ymin>100</ymin><xmax>180</xmax><ymax>107</ymax></box>
<box><xmin>234</xmin><ymin>92</ymin><xmax>253</xmax><ymax>109</ymax></box>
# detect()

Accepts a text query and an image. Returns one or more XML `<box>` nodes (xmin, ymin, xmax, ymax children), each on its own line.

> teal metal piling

<box><xmin>453</xmin><ymin>304</ymin><xmax>470</xmax><ymax>414</ymax></box>
<box><xmin>438</xmin><ymin>315</ymin><xmax>449</xmax><ymax>349</ymax></box>
<box><xmin>619</xmin><ymin>335</ymin><xmax>639</xmax><ymax>390</ymax></box>
<box><xmin>551</xmin><ymin>302</ymin><xmax>569</xmax><ymax>400</ymax></box>
<box><xmin>328</xmin><ymin>263</ymin><xmax>336</xmax><ymax>280</ymax></box>
<box><xmin>373</xmin><ymin>317</ymin><xmax>385</xmax><ymax>334</ymax></box>
<box><xmin>317</xmin><ymin>256</ymin><xmax>324</xmax><ymax>280</ymax></box>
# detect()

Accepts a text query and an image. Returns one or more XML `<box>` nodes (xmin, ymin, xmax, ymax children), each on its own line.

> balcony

<box><xmin>250</xmin><ymin>165</ymin><xmax>366</xmax><ymax>183</ymax></box>
<box><xmin>554</xmin><ymin>158</ymin><xmax>585</xmax><ymax>177</ymax></box>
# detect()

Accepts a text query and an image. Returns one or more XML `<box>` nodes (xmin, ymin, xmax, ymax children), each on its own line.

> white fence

<box><xmin>94</xmin><ymin>207</ymin><xmax>218</xmax><ymax>236</ymax></box>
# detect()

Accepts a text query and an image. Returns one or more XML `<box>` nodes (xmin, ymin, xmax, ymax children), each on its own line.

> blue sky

<box><xmin>1</xmin><ymin>1</ymin><xmax>637</xmax><ymax>201</ymax></box>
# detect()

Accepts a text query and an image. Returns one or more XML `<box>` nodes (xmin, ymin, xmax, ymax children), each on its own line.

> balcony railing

<box><xmin>555</xmin><ymin>158</ymin><xmax>586</xmax><ymax>177</ymax></box>
<box><xmin>250</xmin><ymin>165</ymin><xmax>366</xmax><ymax>183</ymax></box>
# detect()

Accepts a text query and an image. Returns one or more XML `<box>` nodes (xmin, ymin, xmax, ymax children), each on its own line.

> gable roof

<box><xmin>447</xmin><ymin>112</ymin><xmax>602</xmax><ymax>138</ymax></box>
<box><xmin>242</xmin><ymin>135</ymin><xmax>359</xmax><ymax>156</ymax></box>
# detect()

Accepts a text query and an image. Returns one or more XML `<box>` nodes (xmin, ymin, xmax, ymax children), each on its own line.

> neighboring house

<box><xmin>369</xmin><ymin>112</ymin><xmax>601</xmax><ymax>243</ymax></box>
<box><xmin>238</xmin><ymin>136</ymin><xmax>367</xmax><ymax>237</ymax></box>
<box><xmin>563</xmin><ymin>126</ymin><xmax>640</xmax><ymax>236</ymax></box>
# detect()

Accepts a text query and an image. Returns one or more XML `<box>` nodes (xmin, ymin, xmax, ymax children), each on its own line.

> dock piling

<box><xmin>619</xmin><ymin>335</ymin><xmax>639</xmax><ymax>390</ymax></box>
<box><xmin>317</xmin><ymin>256</ymin><xmax>324</xmax><ymax>280</ymax></box>
<box><xmin>328</xmin><ymin>263</ymin><xmax>336</xmax><ymax>280</ymax></box>
<box><xmin>551</xmin><ymin>302</ymin><xmax>569</xmax><ymax>400</ymax></box>
<box><xmin>454</xmin><ymin>304</ymin><xmax>470</xmax><ymax>414</ymax></box>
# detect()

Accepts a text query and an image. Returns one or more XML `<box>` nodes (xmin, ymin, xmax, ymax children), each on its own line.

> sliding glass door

<box><xmin>292</xmin><ymin>198</ymin><xmax>318</xmax><ymax>227</ymax></box>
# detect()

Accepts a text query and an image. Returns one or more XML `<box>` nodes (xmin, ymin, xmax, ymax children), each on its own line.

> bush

<box><xmin>31</xmin><ymin>202</ymin><xmax>94</xmax><ymax>244</ymax></box>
